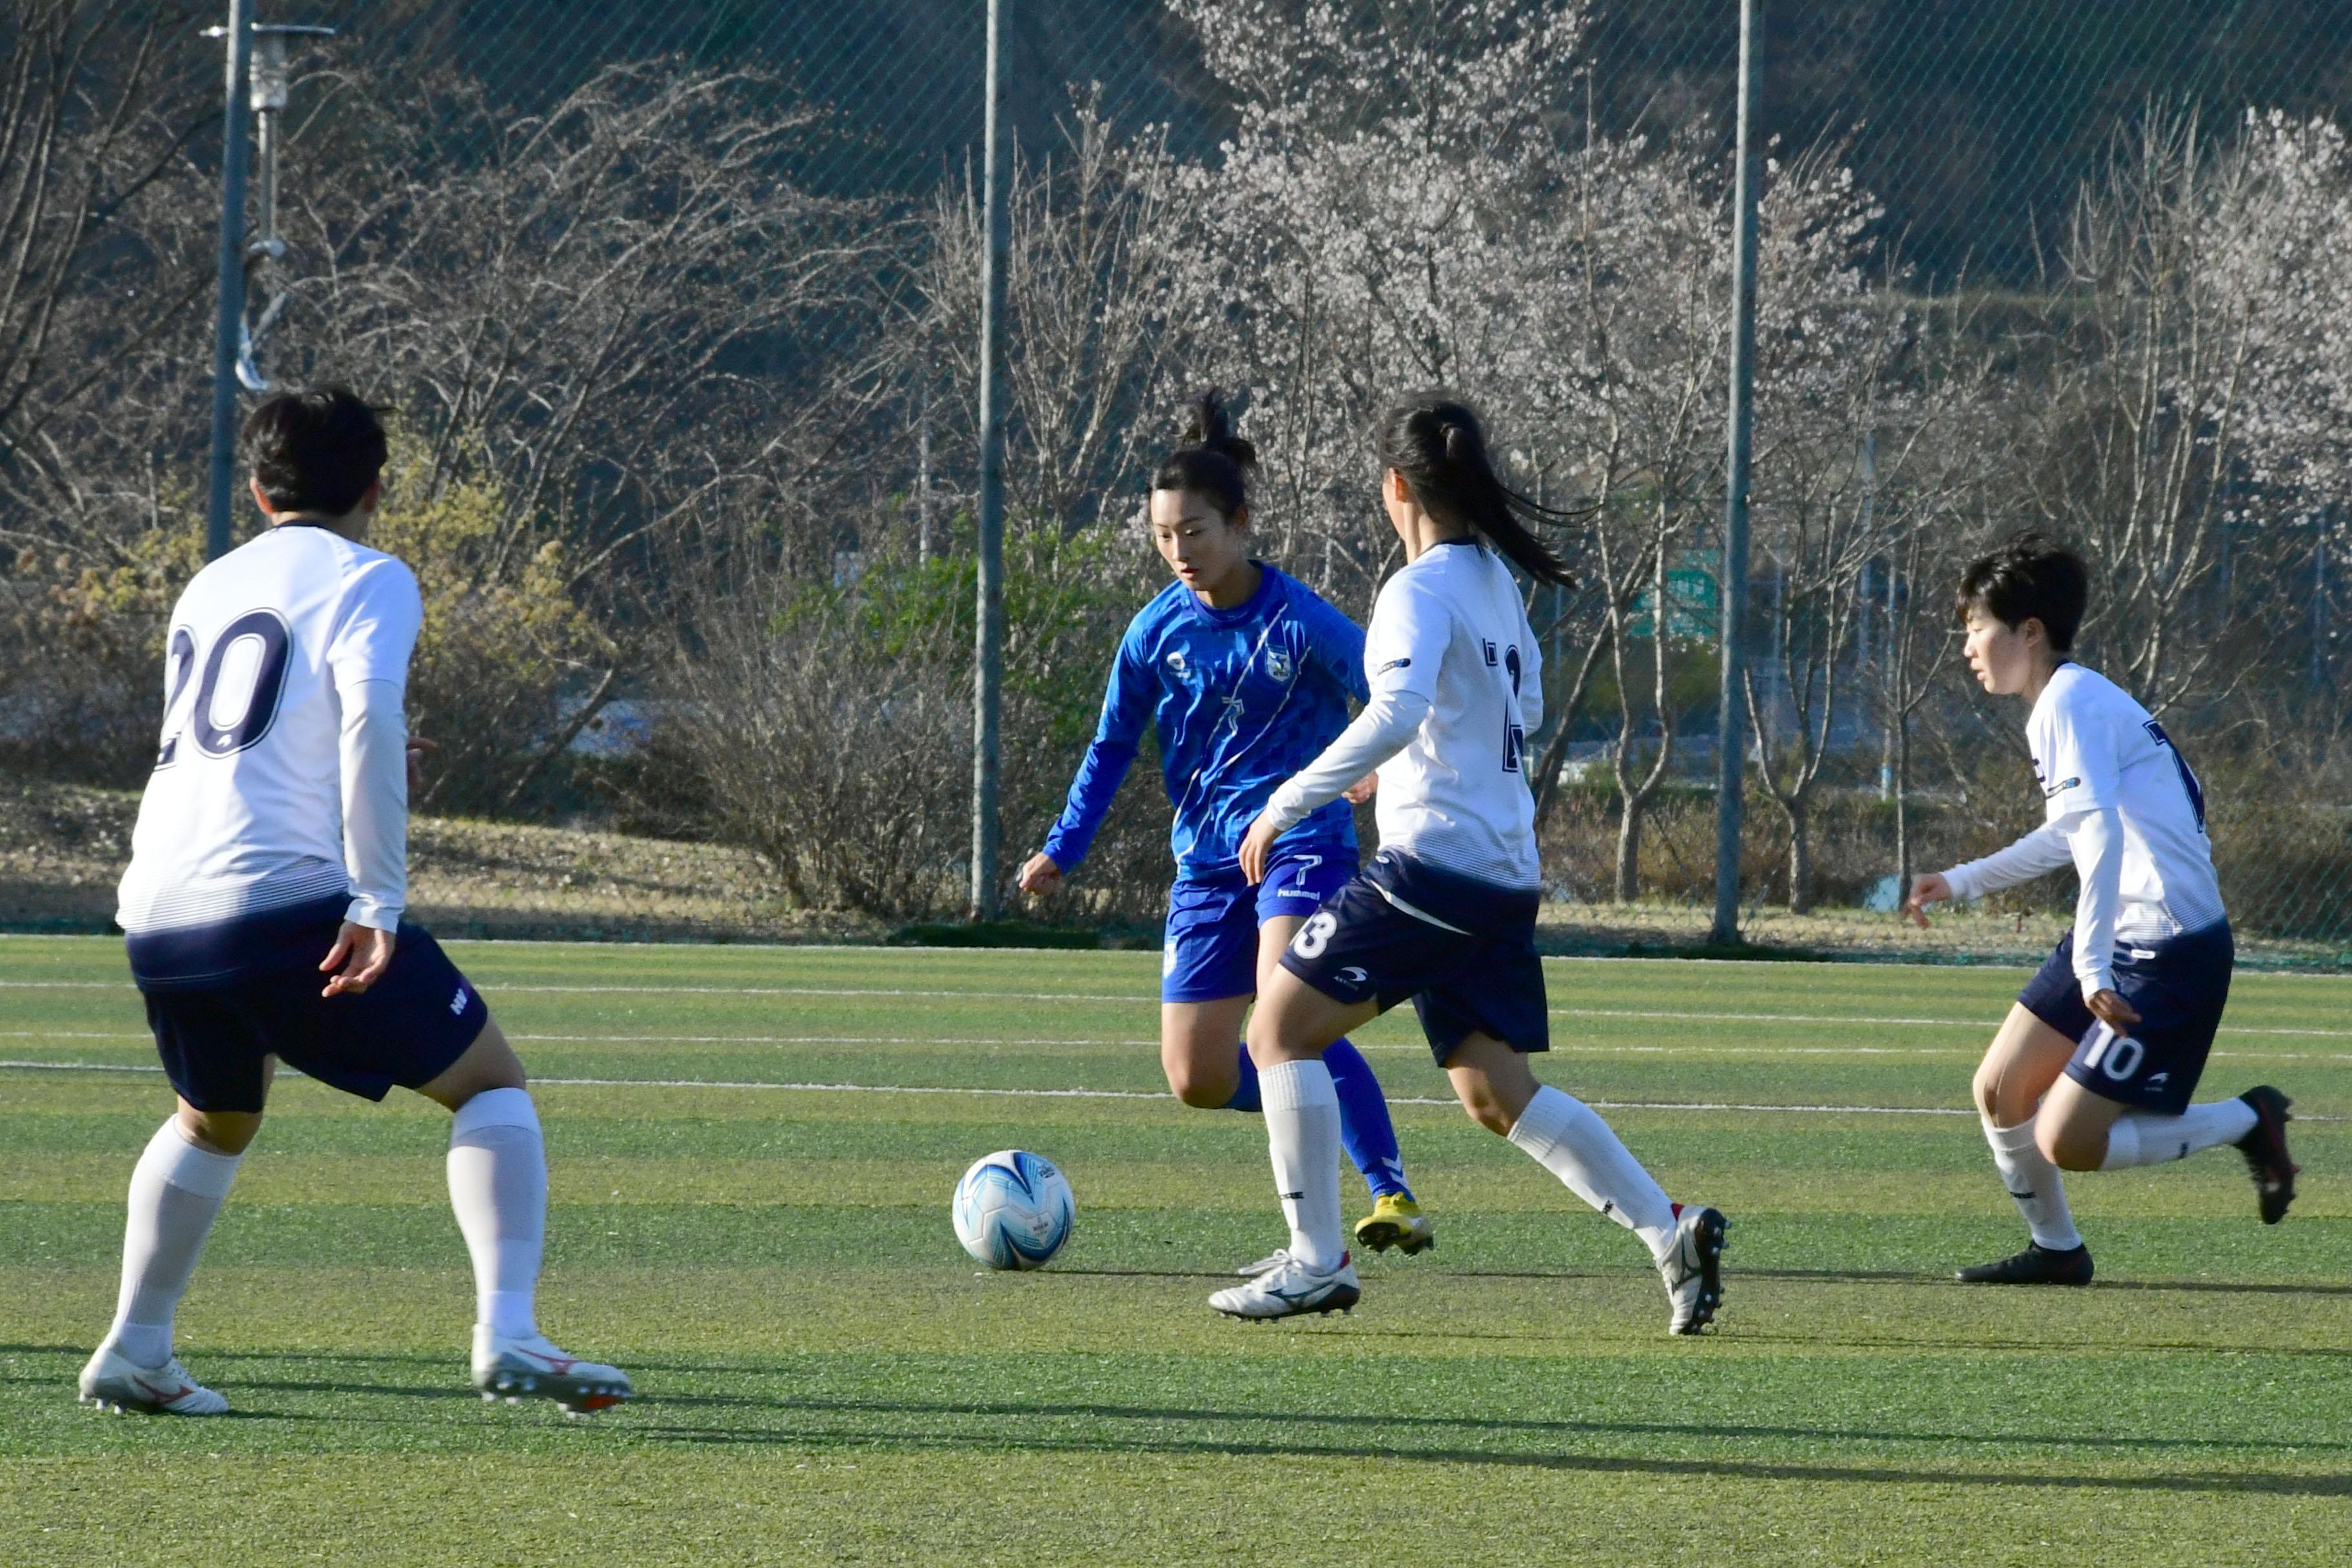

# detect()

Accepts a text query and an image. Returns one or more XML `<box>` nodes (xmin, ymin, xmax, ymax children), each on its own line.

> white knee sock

<box><xmin>1507</xmin><ymin>1086</ymin><xmax>1678</xmax><ymax>1261</ymax></box>
<box><xmin>1260</xmin><ymin>1059</ymin><xmax>1346</xmax><ymax>1272</ymax></box>
<box><xmin>447</xmin><ymin>1088</ymin><xmax>545</xmax><ymax>1339</ymax></box>
<box><xmin>2100</xmin><ymin>1098</ymin><xmax>2257</xmax><ymax>1171</ymax></box>
<box><xmin>1983</xmin><ymin>1115</ymin><xmax>2081</xmax><ymax>1251</ymax></box>
<box><xmin>103</xmin><ymin>1120</ymin><xmax>243</xmax><ymax>1367</ymax></box>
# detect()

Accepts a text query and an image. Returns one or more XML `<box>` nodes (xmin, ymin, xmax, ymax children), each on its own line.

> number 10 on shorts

<box><xmin>2080</xmin><ymin>1021</ymin><xmax>2144</xmax><ymax>1083</ymax></box>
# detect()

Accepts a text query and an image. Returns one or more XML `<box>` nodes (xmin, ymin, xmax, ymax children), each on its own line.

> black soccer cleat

<box><xmin>2235</xmin><ymin>1085</ymin><xmax>2298</xmax><ymax>1225</ymax></box>
<box><xmin>1955</xmin><ymin>1242</ymin><xmax>2094</xmax><ymax>1286</ymax></box>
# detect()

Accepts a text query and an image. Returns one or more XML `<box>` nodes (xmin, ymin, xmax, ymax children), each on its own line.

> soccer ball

<box><xmin>952</xmin><ymin>1150</ymin><xmax>1075</xmax><ymax>1270</ymax></box>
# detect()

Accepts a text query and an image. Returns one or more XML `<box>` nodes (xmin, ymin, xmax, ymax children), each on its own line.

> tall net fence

<box><xmin>4</xmin><ymin>1</ymin><xmax>2349</xmax><ymax>965</ymax></box>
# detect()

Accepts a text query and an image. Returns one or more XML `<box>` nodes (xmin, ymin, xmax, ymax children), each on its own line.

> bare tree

<box><xmin>921</xmin><ymin>95</ymin><xmax>1193</xmax><ymax>539</ymax></box>
<box><xmin>2021</xmin><ymin>111</ymin><xmax>2297</xmax><ymax>717</ymax></box>
<box><xmin>283</xmin><ymin>64</ymin><xmax>904</xmax><ymax>810</ymax></box>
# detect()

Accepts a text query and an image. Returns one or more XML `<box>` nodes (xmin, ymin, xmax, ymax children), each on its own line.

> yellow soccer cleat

<box><xmin>1352</xmin><ymin>1193</ymin><xmax>1435</xmax><ymax>1255</ymax></box>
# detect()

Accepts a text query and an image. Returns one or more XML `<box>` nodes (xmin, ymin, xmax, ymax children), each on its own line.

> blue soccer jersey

<box><xmin>1043</xmin><ymin>564</ymin><xmax>1367</xmax><ymax>879</ymax></box>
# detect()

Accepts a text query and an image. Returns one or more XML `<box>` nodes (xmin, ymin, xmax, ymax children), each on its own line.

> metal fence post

<box><xmin>970</xmin><ymin>0</ymin><xmax>1012</xmax><ymax>921</ymax></box>
<box><xmin>204</xmin><ymin>0</ymin><xmax>254</xmax><ymax>562</ymax></box>
<box><xmin>1710</xmin><ymin>0</ymin><xmax>1762</xmax><ymax>946</ymax></box>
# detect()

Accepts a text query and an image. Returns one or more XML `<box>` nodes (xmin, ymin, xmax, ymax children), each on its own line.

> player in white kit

<box><xmin>79</xmin><ymin>389</ymin><xmax>630</xmax><ymax>1415</ymax></box>
<box><xmin>1209</xmin><ymin>392</ymin><xmax>1727</xmax><ymax>1332</ymax></box>
<box><xmin>1903</xmin><ymin>534</ymin><xmax>2297</xmax><ymax>1285</ymax></box>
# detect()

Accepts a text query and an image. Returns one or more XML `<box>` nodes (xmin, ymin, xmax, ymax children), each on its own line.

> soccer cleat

<box><xmin>1353</xmin><ymin>1193</ymin><xmax>1435</xmax><ymax>1256</ymax></box>
<box><xmin>1210</xmin><ymin>1252</ymin><xmax>1360</xmax><ymax>1321</ymax></box>
<box><xmin>1955</xmin><ymin>1241</ymin><xmax>2093</xmax><ymax>1286</ymax></box>
<box><xmin>1235</xmin><ymin>1247</ymin><xmax>1292</xmax><ymax>1277</ymax></box>
<box><xmin>77</xmin><ymin>1346</ymin><xmax>228</xmax><ymax>1416</ymax></box>
<box><xmin>2235</xmin><ymin>1086</ymin><xmax>2298</xmax><ymax>1225</ymax></box>
<box><xmin>472</xmin><ymin>1329</ymin><xmax>633</xmax><ymax>1415</ymax></box>
<box><xmin>1659</xmin><ymin>1205</ymin><xmax>1728</xmax><ymax>1335</ymax></box>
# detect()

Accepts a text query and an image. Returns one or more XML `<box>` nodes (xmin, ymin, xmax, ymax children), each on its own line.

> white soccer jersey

<box><xmin>2028</xmin><ymin>663</ymin><xmax>2226</xmax><ymax>937</ymax></box>
<box><xmin>1364</xmin><ymin>541</ymin><xmax>1544</xmax><ymax>887</ymax></box>
<box><xmin>116</xmin><ymin>524</ymin><xmax>420</xmax><ymax>936</ymax></box>
<box><xmin>1943</xmin><ymin>662</ymin><xmax>2225</xmax><ymax>991</ymax></box>
<box><xmin>1267</xmin><ymin>539</ymin><xmax>1543</xmax><ymax>888</ymax></box>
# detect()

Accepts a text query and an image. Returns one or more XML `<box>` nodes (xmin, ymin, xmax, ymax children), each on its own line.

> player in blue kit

<box><xmin>1904</xmin><ymin>534</ymin><xmax>2297</xmax><ymax>1284</ymax></box>
<box><xmin>77</xmin><ymin>390</ymin><xmax>629</xmax><ymax>1416</ymax></box>
<box><xmin>1019</xmin><ymin>392</ymin><xmax>1429</xmax><ymax>1259</ymax></box>
<box><xmin>1211</xmin><ymin>392</ymin><xmax>1725</xmax><ymax>1333</ymax></box>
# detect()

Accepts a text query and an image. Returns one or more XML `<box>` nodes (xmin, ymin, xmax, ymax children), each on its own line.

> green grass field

<box><xmin>2</xmin><ymin>935</ymin><xmax>2347</xmax><ymax>1565</ymax></box>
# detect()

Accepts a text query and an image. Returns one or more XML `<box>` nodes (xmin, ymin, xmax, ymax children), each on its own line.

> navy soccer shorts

<box><xmin>2017</xmin><ymin>921</ymin><xmax>2234</xmax><ymax>1115</ymax></box>
<box><xmin>1162</xmin><ymin>844</ymin><xmax>1356</xmax><ymax>1004</ymax></box>
<box><xmin>132</xmin><ymin>903</ymin><xmax>491</xmax><ymax>1114</ymax></box>
<box><xmin>1277</xmin><ymin>848</ymin><xmax>1549</xmax><ymax>1064</ymax></box>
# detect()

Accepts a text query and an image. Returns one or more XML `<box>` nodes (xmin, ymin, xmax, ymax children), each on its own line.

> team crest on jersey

<box><xmin>1165</xmin><ymin>648</ymin><xmax>1190</xmax><ymax>678</ymax></box>
<box><xmin>1263</xmin><ymin>647</ymin><xmax>1294</xmax><ymax>683</ymax></box>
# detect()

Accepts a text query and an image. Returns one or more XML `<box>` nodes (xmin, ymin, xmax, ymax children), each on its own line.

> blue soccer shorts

<box><xmin>1277</xmin><ymin>848</ymin><xmax>1549</xmax><ymax>1064</ymax></box>
<box><xmin>2018</xmin><ymin>921</ymin><xmax>2234</xmax><ymax>1115</ymax></box>
<box><xmin>1161</xmin><ymin>845</ymin><xmax>1356</xmax><ymax>1004</ymax></box>
<box><xmin>135</xmin><ymin>907</ymin><xmax>491</xmax><ymax>1113</ymax></box>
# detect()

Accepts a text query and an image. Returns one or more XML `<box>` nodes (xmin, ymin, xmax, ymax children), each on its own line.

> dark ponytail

<box><xmin>1152</xmin><ymin>388</ymin><xmax>1257</xmax><ymax>524</ymax></box>
<box><xmin>1376</xmin><ymin>391</ymin><xmax>1574</xmax><ymax>587</ymax></box>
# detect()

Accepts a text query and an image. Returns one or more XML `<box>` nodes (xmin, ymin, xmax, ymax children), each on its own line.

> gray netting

<box><xmin>3</xmin><ymin>1</ymin><xmax>2346</xmax><ymax>962</ymax></box>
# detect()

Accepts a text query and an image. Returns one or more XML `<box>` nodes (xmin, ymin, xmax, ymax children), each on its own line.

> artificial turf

<box><xmin>1</xmin><ymin>934</ymin><xmax>2346</xmax><ymax>1565</ymax></box>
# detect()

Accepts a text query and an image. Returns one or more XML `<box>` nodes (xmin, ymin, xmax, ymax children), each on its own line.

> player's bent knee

<box><xmin>2037</xmin><ymin>1119</ymin><xmax>2106</xmax><ymax>1172</ymax></box>
<box><xmin>417</xmin><ymin>1016</ymin><xmax>527</xmax><ymax>1112</ymax></box>
<box><xmin>1970</xmin><ymin>1063</ymin><xmax>2005</xmax><ymax>1123</ymax></box>
<box><xmin>1164</xmin><ymin>1061</ymin><xmax>1237</xmax><ymax>1109</ymax></box>
<box><xmin>1455</xmin><ymin>1091</ymin><xmax>1514</xmax><ymax>1137</ymax></box>
<box><xmin>176</xmin><ymin>1104</ymin><xmax>264</xmax><ymax>1155</ymax></box>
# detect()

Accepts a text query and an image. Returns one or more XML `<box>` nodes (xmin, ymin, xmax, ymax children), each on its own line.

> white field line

<box><xmin>0</xmin><ymin>1057</ymin><xmax>1960</xmax><ymax>1113</ymax></box>
<box><xmin>8</xmin><ymin>1056</ymin><xmax>2348</xmax><ymax>1121</ymax></box>
<box><xmin>5</xmin><ymin>987</ymin><xmax>2352</xmax><ymax>1048</ymax></box>
<box><xmin>8</xmin><ymin>1030</ymin><xmax>2352</xmax><ymax>1063</ymax></box>
<box><xmin>6</xmin><ymin>978</ymin><xmax>2346</xmax><ymax>1041</ymax></box>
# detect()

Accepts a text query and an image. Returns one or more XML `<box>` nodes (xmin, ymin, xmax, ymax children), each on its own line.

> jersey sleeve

<box><xmin>2032</xmin><ymin>679</ymin><xmax>2123</xmax><ymax>821</ymax></box>
<box><xmin>1038</xmin><ymin>621</ymin><xmax>1154</xmax><ymax>871</ymax></box>
<box><xmin>1362</xmin><ymin>571</ymin><xmax>1448</xmax><ymax>707</ymax></box>
<box><xmin>326</xmin><ymin>556</ymin><xmax>424</xmax><ymax>696</ymax></box>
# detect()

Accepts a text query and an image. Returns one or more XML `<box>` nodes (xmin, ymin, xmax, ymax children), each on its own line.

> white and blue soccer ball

<box><xmin>952</xmin><ymin>1150</ymin><xmax>1075</xmax><ymax>1270</ymax></box>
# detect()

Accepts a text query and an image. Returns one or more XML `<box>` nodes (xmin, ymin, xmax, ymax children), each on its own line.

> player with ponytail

<box><xmin>1020</xmin><ymin>390</ymin><xmax>1431</xmax><ymax>1262</ymax></box>
<box><xmin>1213</xmin><ymin>390</ymin><xmax>1729</xmax><ymax>1333</ymax></box>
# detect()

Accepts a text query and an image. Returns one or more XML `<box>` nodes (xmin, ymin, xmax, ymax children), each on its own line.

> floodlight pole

<box><xmin>1710</xmin><ymin>0</ymin><xmax>1763</xmax><ymax>946</ymax></box>
<box><xmin>204</xmin><ymin>0</ymin><xmax>255</xmax><ymax>562</ymax></box>
<box><xmin>970</xmin><ymin>0</ymin><xmax>1012</xmax><ymax>921</ymax></box>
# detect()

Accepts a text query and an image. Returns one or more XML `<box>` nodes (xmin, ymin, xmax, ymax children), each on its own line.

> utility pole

<box><xmin>203</xmin><ymin>1</ymin><xmax>255</xmax><ymax>562</ymax></box>
<box><xmin>970</xmin><ymin>0</ymin><xmax>1012</xmax><ymax>921</ymax></box>
<box><xmin>1709</xmin><ymin>0</ymin><xmax>1763</xmax><ymax>947</ymax></box>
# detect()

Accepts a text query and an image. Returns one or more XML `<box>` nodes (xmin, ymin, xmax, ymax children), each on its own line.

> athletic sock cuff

<box><xmin>1505</xmin><ymin>1084</ymin><xmax>1576</xmax><ymax>1157</ymax></box>
<box><xmin>451</xmin><ymin>1086</ymin><xmax>540</xmax><ymax>1140</ymax></box>
<box><xmin>145</xmin><ymin>1119</ymin><xmax>243</xmax><ymax>1199</ymax></box>
<box><xmin>1258</xmin><ymin>1059</ymin><xmax>1337</xmax><ymax>1115</ymax></box>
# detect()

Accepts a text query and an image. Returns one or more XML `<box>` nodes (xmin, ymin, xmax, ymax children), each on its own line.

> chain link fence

<box><xmin>3</xmin><ymin>1</ymin><xmax>2349</xmax><ymax>965</ymax></box>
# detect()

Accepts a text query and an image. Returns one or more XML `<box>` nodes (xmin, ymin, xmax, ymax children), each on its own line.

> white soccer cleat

<box><xmin>1659</xmin><ymin>1204</ymin><xmax>1729</xmax><ymax>1336</ymax></box>
<box><xmin>1210</xmin><ymin>1252</ymin><xmax>1360</xmax><ymax>1320</ymax></box>
<box><xmin>1235</xmin><ymin>1247</ymin><xmax>1292</xmax><ymax>1276</ymax></box>
<box><xmin>471</xmin><ymin>1328</ymin><xmax>633</xmax><ymax>1415</ymax></box>
<box><xmin>77</xmin><ymin>1346</ymin><xmax>228</xmax><ymax>1416</ymax></box>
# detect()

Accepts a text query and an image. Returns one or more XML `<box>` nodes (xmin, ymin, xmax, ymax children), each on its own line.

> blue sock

<box><xmin>1326</xmin><ymin>1038</ymin><xmax>1411</xmax><ymax>1202</ymax></box>
<box><xmin>1222</xmin><ymin>1043</ymin><xmax>1262</xmax><ymax>1113</ymax></box>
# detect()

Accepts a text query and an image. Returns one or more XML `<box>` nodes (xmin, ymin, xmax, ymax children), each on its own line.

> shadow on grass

<box><xmin>636</xmin><ymin>1390</ymin><xmax>2352</xmax><ymax>1460</ymax></box>
<box><xmin>1672</xmin><ymin>1266</ymin><xmax>2352</xmax><ymax>1299</ymax></box>
<box><xmin>631</xmin><ymin>1409</ymin><xmax>2352</xmax><ymax>1496</ymax></box>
